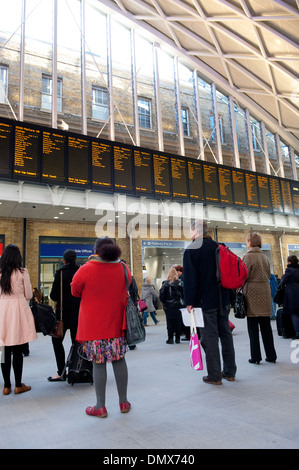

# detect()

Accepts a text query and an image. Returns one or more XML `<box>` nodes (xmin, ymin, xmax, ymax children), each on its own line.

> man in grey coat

<box><xmin>141</xmin><ymin>278</ymin><xmax>159</xmax><ymax>326</ymax></box>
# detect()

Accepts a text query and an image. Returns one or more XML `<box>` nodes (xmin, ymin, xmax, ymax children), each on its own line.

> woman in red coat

<box><xmin>71</xmin><ymin>237</ymin><xmax>132</xmax><ymax>418</ymax></box>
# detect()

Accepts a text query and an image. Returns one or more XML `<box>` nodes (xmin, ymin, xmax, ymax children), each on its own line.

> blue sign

<box><xmin>40</xmin><ymin>243</ymin><xmax>94</xmax><ymax>258</ymax></box>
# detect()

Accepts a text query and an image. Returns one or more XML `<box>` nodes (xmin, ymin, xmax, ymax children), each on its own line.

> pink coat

<box><xmin>0</xmin><ymin>268</ymin><xmax>37</xmax><ymax>346</ymax></box>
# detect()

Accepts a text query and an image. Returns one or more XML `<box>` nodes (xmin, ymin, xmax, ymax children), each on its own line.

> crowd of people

<box><xmin>1</xmin><ymin>222</ymin><xmax>298</xmax><ymax>416</ymax></box>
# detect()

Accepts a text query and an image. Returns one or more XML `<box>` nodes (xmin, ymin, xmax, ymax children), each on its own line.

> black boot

<box><xmin>166</xmin><ymin>337</ymin><xmax>173</xmax><ymax>344</ymax></box>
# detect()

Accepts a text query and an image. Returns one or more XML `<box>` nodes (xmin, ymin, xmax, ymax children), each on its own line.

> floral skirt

<box><xmin>82</xmin><ymin>337</ymin><xmax>128</xmax><ymax>364</ymax></box>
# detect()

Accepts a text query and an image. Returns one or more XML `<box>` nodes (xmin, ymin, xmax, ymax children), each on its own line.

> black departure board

<box><xmin>153</xmin><ymin>153</ymin><xmax>171</xmax><ymax>197</ymax></box>
<box><xmin>269</xmin><ymin>177</ymin><xmax>283</xmax><ymax>213</ymax></box>
<box><xmin>203</xmin><ymin>163</ymin><xmax>219</xmax><ymax>203</ymax></box>
<box><xmin>245</xmin><ymin>172</ymin><xmax>259</xmax><ymax>209</ymax></box>
<box><xmin>0</xmin><ymin>121</ymin><xmax>12</xmax><ymax>177</ymax></box>
<box><xmin>41</xmin><ymin>131</ymin><xmax>65</xmax><ymax>184</ymax></box>
<box><xmin>0</xmin><ymin>117</ymin><xmax>298</xmax><ymax>217</ymax></box>
<box><xmin>113</xmin><ymin>145</ymin><xmax>133</xmax><ymax>192</ymax></box>
<box><xmin>91</xmin><ymin>140</ymin><xmax>112</xmax><ymax>190</ymax></box>
<box><xmin>14</xmin><ymin>125</ymin><xmax>39</xmax><ymax>180</ymax></box>
<box><xmin>188</xmin><ymin>160</ymin><xmax>204</xmax><ymax>201</ymax></box>
<box><xmin>68</xmin><ymin>136</ymin><xmax>89</xmax><ymax>186</ymax></box>
<box><xmin>281</xmin><ymin>180</ymin><xmax>293</xmax><ymax>214</ymax></box>
<box><xmin>292</xmin><ymin>181</ymin><xmax>299</xmax><ymax>216</ymax></box>
<box><xmin>171</xmin><ymin>157</ymin><xmax>188</xmax><ymax>199</ymax></box>
<box><xmin>232</xmin><ymin>170</ymin><xmax>247</xmax><ymax>207</ymax></box>
<box><xmin>257</xmin><ymin>175</ymin><xmax>271</xmax><ymax>211</ymax></box>
<box><xmin>134</xmin><ymin>149</ymin><xmax>153</xmax><ymax>195</ymax></box>
<box><xmin>218</xmin><ymin>167</ymin><xmax>233</xmax><ymax>205</ymax></box>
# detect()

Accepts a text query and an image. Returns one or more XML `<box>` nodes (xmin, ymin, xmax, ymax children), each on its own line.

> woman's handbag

<box><xmin>31</xmin><ymin>302</ymin><xmax>57</xmax><ymax>336</ymax></box>
<box><xmin>49</xmin><ymin>270</ymin><xmax>64</xmax><ymax>339</ymax></box>
<box><xmin>121</xmin><ymin>263</ymin><xmax>146</xmax><ymax>346</ymax></box>
<box><xmin>137</xmin><ymin>299</ymin><xmax>148</xmax><ymax>312</ymax></box>
<box><xmin>273</xmin><ymin>284</ymin><xmax>285</xmax><ymax>306</ymax></box>
<box><xmin>190</xmin><ymin>309</ymin><xmax>203</xmax><ymax>371</ymax></box>
<box><xmin>234</xmin><ymin>290</ymin><xmax>247</xmax><ymax>319</ymax></box>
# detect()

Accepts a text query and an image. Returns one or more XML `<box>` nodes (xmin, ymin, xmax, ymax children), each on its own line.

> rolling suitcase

<box><xmin>276</xmin><ymin>308</ymin><xmax>295</xmax><ymax>339</ymax></box>
<box><xmin>65</xmin><ymin>340</ymin><xmax>93</xmax><ymax>385</ymax></box>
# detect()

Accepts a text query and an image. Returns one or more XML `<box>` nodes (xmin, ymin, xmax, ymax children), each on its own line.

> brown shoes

<box><xmin>14</xmin><ymin>383</ymin><xmax>31</xmax><ymax>394</ymax></box>
<box><xmin>202</xmin><ymin>376</ymin><xmax>222</xmax><ymax>385</ymax></box>
<box><xmin>3</xmin><ymin>387</ymin><xmax>11</xmax><ymax>395</ymax></box>
<box><xmin>222</xmin><ymin>372</ymin><xmax>235</xmax><ymax>381</ymax></box>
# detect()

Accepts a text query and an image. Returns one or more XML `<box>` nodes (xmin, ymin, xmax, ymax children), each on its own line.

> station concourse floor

<box><xmin>1</xmin><ymin>310</ymin><xmax>299</xmax><ymax>452</ymax></box>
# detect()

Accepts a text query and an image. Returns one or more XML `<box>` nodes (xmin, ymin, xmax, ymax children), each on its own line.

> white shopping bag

<box><xmin>181</xmin><ymin>308</ymin><xmax>204</xmax><ymax>327</ymax></box>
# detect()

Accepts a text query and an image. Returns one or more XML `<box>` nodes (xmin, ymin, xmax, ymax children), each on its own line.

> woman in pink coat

<box><xmin>0</xmin><ymin>245</ymin><xmax>37</xmax><ymax>395</ymax></box>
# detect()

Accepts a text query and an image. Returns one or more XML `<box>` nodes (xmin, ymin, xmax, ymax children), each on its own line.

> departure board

<box><xmin>245</xmin><ymin>172</ymin><xmax>259</xmax><ymax>209</ymax></box>
<box><xmin>14</xmin><ymin>125</ymin><xmax>39</xmax><ymax>180</ymax></box>
<box><xmin>257</xmin><ymin>175</ymin><xmax>271</xmax><ymax>211</ymax></box>
<box><xmin>292</xmin><ymin>181</ymin><xmax>299</xmax><ymax>216</ymax></box>
<box><xmin>0</xmin><ymin>121</ymin><xmax>12</xmax><ymax>177</ymax></box>
<box><xmin>134</xmin><ymin>149</ymin><xmax>153</xmax><ymax>195</ymax></box>
<box><xmin>188</xmin><ymin>160</ymin><xmax>204</xmax><ymax>201</ymax></box>
<box><xmin>41</xmin><ymin>131</ymin><xmax>65</xmax><ymax>183</ymax></box>
<box><xmin>113</xmin><ymin>145</ymin><xmax>133</xmax><ymax>192</ymax></box>
<box><xmin>68</xmin><ymin>136</ymin><xmax>89</xmax><ymax>186</ymax></box>
<box><xmin>153</xmin><ymin>153</ymin><xmax>171</xmax><ymax>196</ymax></box>
<box><xmin>218</xmin><ymin>167</ymin><xmax>233</xmax><ymax>205</ymax></box>
<box><xmin>91</xmin><ymin>140</ymin><xmax>112</xmax><ymax>190</ymax></box>
<box><xmin>203</xmin><ymin>163</ymin><xmax>219</xmax><ymax>203</ymax></box>
<box><xmin>281</xmin><ymin>180</ymin><xmax>293</xmax><ymax>214</ymax></box>
<box><xmin>269</xmin><ymin>177</ymin><xmax>283</xmax><ymax>213</ymax></box>
<box><xmin>232</xmin><ymin>170</ymin><xmax>247</xmax><ymax>207</ymax></box>
<box><xmin>171</xmin><ymin>157</ymin><xmax>188</xmax><ymax>199</ymax></box>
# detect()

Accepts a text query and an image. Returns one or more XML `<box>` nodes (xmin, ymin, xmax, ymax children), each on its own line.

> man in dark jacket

<box><xmin>48</xmin><ymin>249</ymin><xmax>81</xmax><ymax>381</ymax></box>
<box><xmin>183</xmin><ymin>220</ymin><xmax>236</xmax><ymax>385</ymax></box>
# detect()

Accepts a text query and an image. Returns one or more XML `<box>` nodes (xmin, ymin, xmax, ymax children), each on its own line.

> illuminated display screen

<box><xmin>41</xmin><ymin>131</ymin><xmax>65</xmax><ymax>184</ymax></box>
<box><xmin>0</xmin><ymin>121</ymin><xmax>12</xmax><ymax>177</ymax></box>
<box><xmin>68</xmin><ymin>135</ymin><xmax>89</xmax><ymax>186</ymax></box>
<box><xmin>14</xmin><ymin>125</ymin><xmax>39</xmax><ymax>180</ymax></box>
<box><xmin>257</xmin><ymin>175</ymin><xmax>271</xmax><ymax>211</ymax></box>
<box><xmin>0</xmin><ymin>118</ymin><xmax>297</xmax><ymax>217</ymax></box>
<box><xmin>218</xmin><ymin>167</ymin><xmax>233</xmax><ymax>205</ymax></box>
<box><xmin>269</xmin><ymin>177</ymin><xmax>283</xmax><ymax>213</ymax></box>
<box><xmin>281</xmin><ymin>180</ymin><xmax>293</xmax><ymax>214</ymax></box>
<box><xmin>171</xmin><ymin>157</ymin><xmax>188</xmax><ymax>199</ymax></box>
<box><xmin>134</xmin><ymin>149</ymin><xmax>153</xmax><ymax>195</ymax></box>
<box><xmin>188</xmin><ymin>160</ymin><xmax>204</xmax><ymax>201</ymax></box>
<box><xmin>153</xmin><ymin>153</ymin><xmax>171</xmax><ymax>197</ymax></box>
<box><xmin>113</xmin><ymin>145</ymin><xmax>133</xmax><ymax>192</ymax></box>
<box><xmin>232</xmin><ymin>170</ymin><xmax>247</xmax><ymax>207</ymax></box>
<box><xmin>245</xmin><ymin>172</ymin><xmax>259</xmax><ymax>209</ymax></box>
<box><xmin>203</xmin><ymin>163</ymin><xmax>219</xmax><ymax>203</ymax></box>
<box><xmin>91</xmin><ymin>140</ymin><xmax>112</xmax><ymax>190</ymax></box>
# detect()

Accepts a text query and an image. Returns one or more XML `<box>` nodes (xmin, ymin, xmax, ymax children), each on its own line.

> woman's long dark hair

<box><xmin>0</xmin><ymin>244</ymin><xmax>23</xmax><ymax>294</ymax></box>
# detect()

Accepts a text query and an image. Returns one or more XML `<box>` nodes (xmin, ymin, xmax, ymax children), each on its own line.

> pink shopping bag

<box><xmin>190</xmin><ymin>309</ymin><xmax>203</xmax><ymax>371</ymax></box>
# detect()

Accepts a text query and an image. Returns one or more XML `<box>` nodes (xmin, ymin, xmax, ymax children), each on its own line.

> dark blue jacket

<box><xmin>183</xmin><ymin>236</ymin><xmax>229</xmax><ymax>311</ymax></box>
<box><xmin>280</xmin><ymin>264</ymin><xmax>299</xmax><ymax>313</ymax></box>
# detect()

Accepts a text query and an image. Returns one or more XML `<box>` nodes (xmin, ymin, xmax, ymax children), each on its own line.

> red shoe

<box><xmin>120</xmin><ymin>402</ymin><xmax>131</xmax><ymax>413</ymax></box>
<box><xmin>85</xmin><ymin>406</ymin><xmax>108</xmax><ymax>418</ymax></box>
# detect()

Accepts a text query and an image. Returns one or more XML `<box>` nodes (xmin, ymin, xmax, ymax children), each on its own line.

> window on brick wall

<box><xmin>0</xmin><ymin>65</ymin><xmax>8</xmax><ymax>104</ymax></box>
<box><xmin>210</xmin><ymin>114</ymin><xmax>223</xmax><ymax>143</ymax></box>
<box><xmin>92</xmin><ymin>86</ymin><xmax>109</xmax><ymax>120</ymax></box>
<box><xmin>41</xmin><ymin>75</ymin><xmax>62</xmax><ymax>112</ymax></box>
<box><xmin>181</xmin><ymin>107</ymin><xmax>189</xmax><ymax>136</ymax></box>
<box><xmin>138</xmin><ymin>97</ymin><xmax>151</xmax><ymax>129</ymax></box>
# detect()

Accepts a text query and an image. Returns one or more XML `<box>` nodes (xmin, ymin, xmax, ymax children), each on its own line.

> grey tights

<box><xmin>92</xmin><ymin>357</ymin><xmax>128</xmax><ymax>409</ymax></box>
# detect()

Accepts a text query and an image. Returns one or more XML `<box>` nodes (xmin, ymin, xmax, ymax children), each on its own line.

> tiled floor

<box><xmin>1</xmin><ymin>311</ymin><xmax>299</xmax><ymax>450</ymax></box>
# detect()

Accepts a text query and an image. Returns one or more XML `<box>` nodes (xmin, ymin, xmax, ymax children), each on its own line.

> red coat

<box><xmin>71</xmin><ymin>259</ymin><xmax>131</xmax><ymax>342</ymax></box>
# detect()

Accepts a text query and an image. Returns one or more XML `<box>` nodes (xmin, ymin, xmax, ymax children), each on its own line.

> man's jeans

<box><xmin>199</xmin><ymin>304</ymin><xmax>237</xmax><ymax>381</ymax></box>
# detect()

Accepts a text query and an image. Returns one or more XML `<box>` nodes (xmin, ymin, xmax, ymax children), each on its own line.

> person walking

<box><xmin>0</xmin><ymin>244</ymin><xmax>37</xmax><ymax>395</ymax></box>
<box><xmin>71</xmin><ymin>237</ymin><xmax>131</xmax><ymax>418</ymax></box>
<box><xmin>243</xmin><ymin>232</ymin><xmax>277</xmax><ymax>364</ymax></box>
<box><xmin>48</xmin><ymin>249</ymin><xmax>81</xmax><ymax>382</ymax></box>
<box><xmin>183</xmin><ymin>220</ymin><xmax>237</xmax><ymax>385</ymax></box>
<box><xmin>141</xmin><ymin>277</ymin><xmax>159</xmax><ymax>326</ymax></box>
<box><xmin>280</xmin><ymin>255</ymin><xmax>299</xmax><ymax>339</ymax></box>
<box><xmin>159</xmin><ymin>267</ymin><xmax>184</xmax><ymax>344</ymax></box>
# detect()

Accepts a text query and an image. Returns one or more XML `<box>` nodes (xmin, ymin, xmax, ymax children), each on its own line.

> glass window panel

<box><xmin>92</xmin><ymin>86</ymin><xmax>109</xmax><ymax>120</ymax></box>
<box><xmin>0</xmin><ymin>66</ymin><xmax>8</xmax><ymax>103</ymax></box>
<box><xmin>138</xmin><ymin>97</ymin><xmax>151</xmax><ymax>129</ymax></box>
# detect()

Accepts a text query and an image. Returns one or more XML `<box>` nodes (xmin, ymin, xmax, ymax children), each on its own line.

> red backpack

<box><xmin>216</xmin><ymin>243</ymin><xmax>248</xmax><ymax>290</ymax></box>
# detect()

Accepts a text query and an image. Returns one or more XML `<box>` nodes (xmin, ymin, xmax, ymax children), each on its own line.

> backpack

<box><xmin>216</xmin><ymin>243</ymin><xmax>248</xmax><ymax>290</ymax></box>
